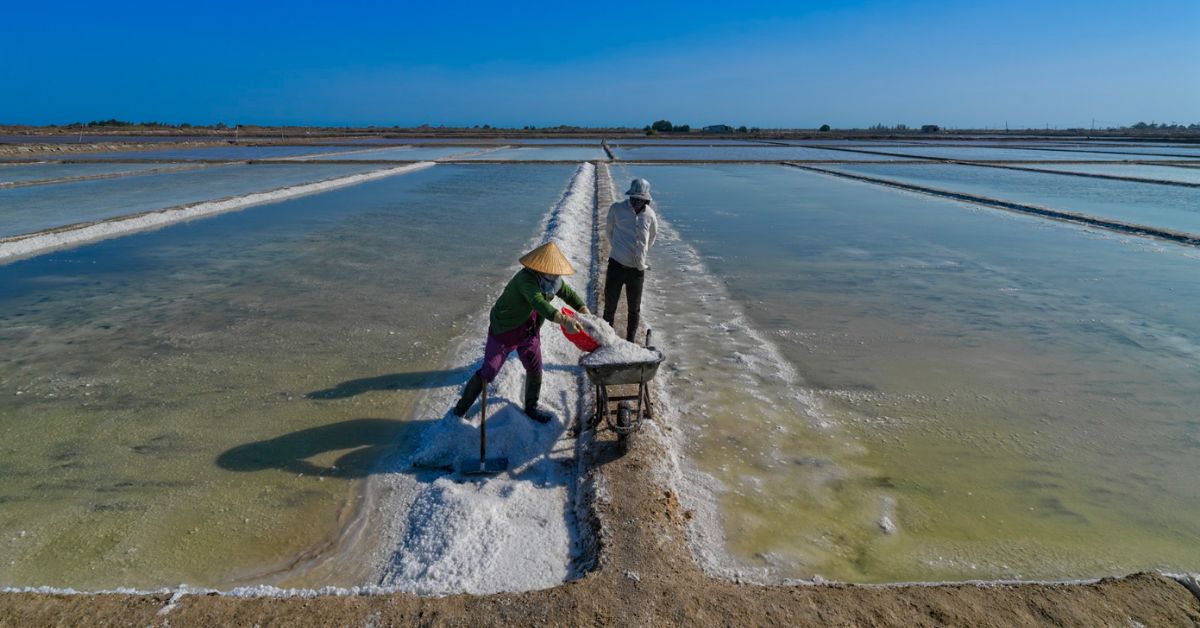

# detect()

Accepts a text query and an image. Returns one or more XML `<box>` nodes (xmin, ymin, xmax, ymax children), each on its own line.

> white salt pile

<box><xmin>370</xmin><ymin>163</ymin><xmax>597</xmax><ymax>596</ymax></box>
<box><xmin>576</xmin><ymin>314</ymin><xmax>659</xmax><ymax>366</ymax></box>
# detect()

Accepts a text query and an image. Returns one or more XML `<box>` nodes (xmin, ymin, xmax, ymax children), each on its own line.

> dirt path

<box><xmin>2</xmin><ymin>163</ymin><xmax>1199</xmax><ymax>626</ymax></box>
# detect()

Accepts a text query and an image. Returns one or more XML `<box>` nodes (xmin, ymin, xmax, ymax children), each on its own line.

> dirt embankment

<box><xmin>1</xmin><ymin>163</ymin><xmax>1199</xmax><ymax>626</ymax></box>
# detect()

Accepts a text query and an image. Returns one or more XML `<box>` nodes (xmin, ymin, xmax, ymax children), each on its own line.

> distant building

<box><xmin>920</xmin><ymin>124</ymin><xmax>941</xmax><ymax>133</ymax></box>
<box><xmin>703</xmin><ymin>124</ymin><xmax>734</xmax><ymax>133</ymax></box>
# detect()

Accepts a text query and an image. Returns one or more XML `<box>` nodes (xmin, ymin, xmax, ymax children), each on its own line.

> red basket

<box><xmin>559</xmin><ymin>307</ymin><xmax>600</xmax><ymax>353</ymax></box>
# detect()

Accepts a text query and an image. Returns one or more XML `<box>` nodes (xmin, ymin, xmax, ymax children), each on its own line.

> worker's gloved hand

<box><xmin>555</xmin><ymin>311</ymin><xmax>583</xmax><ymax>334</ymax></box>
<box><xmin>577</xmin><ymin>305</ymin><xmax>590</xmax><ymax>316</ymax></box>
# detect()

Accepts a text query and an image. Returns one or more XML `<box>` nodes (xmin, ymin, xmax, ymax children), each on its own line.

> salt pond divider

<box><xmin>786</xmin><ymin>162</ymin><xmax>1200</xmax><ymax>247</ymax></box>
<box><xmin>0</xmin><ymin>162</ymin><xmax>435</xmax><ymax>264</ymax></box>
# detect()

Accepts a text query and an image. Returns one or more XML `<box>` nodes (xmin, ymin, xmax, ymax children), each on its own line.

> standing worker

<box><xmin>452</xmin><ymin>241</ymin><xmax>589</xmax><ymax>424</ymax></box>
<box><xmin>603</xmin><ymin>178</ymin><xmax>658</xmax><ymax>342</ymax></box>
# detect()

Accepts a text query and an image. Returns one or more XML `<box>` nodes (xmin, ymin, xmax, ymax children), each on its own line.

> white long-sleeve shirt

<box><xmin>606</xmin><ymin>199</ymin><xmax>658</xmax><ymax>270</ymax></box>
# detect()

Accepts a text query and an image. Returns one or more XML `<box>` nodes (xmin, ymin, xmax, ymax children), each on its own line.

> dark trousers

<box><xmin>602</xmin><ymin>257</ymin><xmax>645</xmax><ymax>342</ymax></box>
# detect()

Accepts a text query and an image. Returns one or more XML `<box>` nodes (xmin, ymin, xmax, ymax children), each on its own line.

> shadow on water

<box><xmin>219</xmin><ymin>393</ymin><xmax>603</xmax><ymax>583</ymax></box>
<box><xmin>215</xmin><ymin>404</ymin><xmax>587</xmax><ymax>485</ymax></box>
<box><xmin>216</xmin><ymin>418</ymin><xmax>431</xmax><ymax>478</ymax></box>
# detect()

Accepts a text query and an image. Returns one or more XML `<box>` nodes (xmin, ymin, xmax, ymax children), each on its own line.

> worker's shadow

<box><xmin>227</xmin><ymin>362</ymin><xmax>578</xmax><ymax>482</ymax></box>
<box><xmin>305</xmin><ymin>364</ymin><xmax>575</xmax><ymax>400</ymax></box>
<box><xmin>214</xmin><ymin>403</ymin><xmax>576</xmax><ymax>485</ymax></box>
<box><xmin>216</xmin><ymin>418</ymin><xmax>429</xmax><ymax>478</ymax></box>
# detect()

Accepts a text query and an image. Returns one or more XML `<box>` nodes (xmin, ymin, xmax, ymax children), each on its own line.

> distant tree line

<box><xmin>59</xmin><ymin>119</ymin><xmax>216</xmax><ymax>130</ymax></box>
<box><xmin>1131</xmin><ymin>121</ymin><xmax>1200</xmax><ymax>130</ymax></box>
<box><xmin>644</xmin><ymin>120</ymin><xmax>767</xmax><ymax>135</ymax></box>
<box><xmin>644</xmin><ymin>120</ymin><xmax>690</xmax><ymax>134</ymax></box>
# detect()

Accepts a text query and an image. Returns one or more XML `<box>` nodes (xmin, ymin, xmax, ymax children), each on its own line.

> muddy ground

<box><xmin>2</xmin><ymin>163</ymin><xmax>1199</xmax><ymax>626</ymax></box>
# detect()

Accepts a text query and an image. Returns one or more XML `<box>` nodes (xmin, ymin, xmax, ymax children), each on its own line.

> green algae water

<box><xmin>617</xmin><ymin>163</ymin><xmax>1200</xmax><ymax>583</ymax></box>
<box><xmin>0</xmin><ymin>164</ymin><xmax>575</xmax><ymax>589</ymax></box>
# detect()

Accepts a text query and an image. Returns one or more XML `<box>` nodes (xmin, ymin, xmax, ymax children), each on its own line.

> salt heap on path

<box><xmin>576</xmin><ymin>313</ymin><xmax>659</xmax><ymax>366</ymax></box>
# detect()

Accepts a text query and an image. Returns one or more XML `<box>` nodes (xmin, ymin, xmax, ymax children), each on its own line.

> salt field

<box><xmin>456</xmin><ymin>146</ymin><xmax>607</xmax><ymax>161</ymax></box>
<box><xmin>617</xmin><ymin>162</ymin><xmax>1200</xmax><ymax>582</ymax></box>
<box><xmin>0</xmin><ymin>163</ymin><xmax>392</xmax><ymax>238</ymax></box>
<box><xmin>0</xmin><ymin>163</ymin><xmax>573</xmax><ymax>588</ymax></box>
<box><xmin>1017</xmin><ymin>162</ymin><xmax>1200</xmax><ymax>185</ymax></box>
<box><xmin>70</xmin><ymin>145</ymin><xmax>366</xmax><ymax>161</ymax></box>
<box><xmin>613</xmin><ymin>145</ymin><xmax>915</xmax><ymax>161</ymax></box>
<box><xmin>820</xmin><ymin>162</ymin><xmax>1200</xmax><ymax>234</ymax></box>
<box><xmin>832</xmin><ymin>145</ymin><xmax>1196</xmax><ymax>162</ymax></box>
<box><xmin>0</xmin><ymin>162</ymin><xmax>189</xmax><ymax>185</ymax></box>
<box><xmin>2</xmin><ymin>138</ymin><xmax>1200</xmax><ymax>597</ymax></box>
<box><xmin>299</xmin><ymin>146</ymin><xmax>498</xmax><ymax>161</ymax></box>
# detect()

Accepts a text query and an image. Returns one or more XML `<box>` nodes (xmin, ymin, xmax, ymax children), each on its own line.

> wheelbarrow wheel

<box><xmin>616</xmin><ymin>401</ymin><xmax>633</xmax><ymax>453</ymax></box>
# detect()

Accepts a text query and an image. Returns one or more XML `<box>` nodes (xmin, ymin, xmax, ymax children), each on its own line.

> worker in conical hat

<box><xmin>452</xmin><ymin>240</ymin><xmax>589</xmax><ymax>424</ymax></box>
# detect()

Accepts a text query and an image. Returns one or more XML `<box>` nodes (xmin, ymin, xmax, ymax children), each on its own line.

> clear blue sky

<box><xmin>3</xmin><ymin>0</ymin><xmax>1197</xmax><ymax>129</ymax></box>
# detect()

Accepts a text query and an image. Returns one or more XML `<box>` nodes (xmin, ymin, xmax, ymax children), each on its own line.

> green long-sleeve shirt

<box><xmin>490</xmin><ymin>268</ymin><xmax>586</xmax><ymax>334</ymax></box>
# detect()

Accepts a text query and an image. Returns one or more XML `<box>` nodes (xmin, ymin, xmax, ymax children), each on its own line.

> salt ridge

<box><xmin>369</xmin><ymin>163</ymin><xmax>596</xmax><ymax>595</ymax></box>
<box><xmin>0</xmin><ymin>162</ymin><xmax>435</xmax><ymax>264</ymax></box>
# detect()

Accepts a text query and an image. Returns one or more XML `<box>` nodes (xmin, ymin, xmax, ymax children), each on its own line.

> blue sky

<box><xmin>2</xmin><ymin>0</ymin><xmax>1197</xmax><ymax>128</ymax></box>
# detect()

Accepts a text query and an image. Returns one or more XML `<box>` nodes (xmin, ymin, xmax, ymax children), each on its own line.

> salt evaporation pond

<box><xmin>1017</xmin><ymin>163</ymin><xmax>1200</xmax><ymax>185</ymax></box>
<box><xmin>456</xmin><ymin>146</ymin><xmax>607</xmax><ymax>161</ymax></box>
<box><xmin>613</xmin><ymin>138</ymin><xmax>778</xmax><ymax>145</ymax></box>
<box><xmin>840</xmin><ymin>145</ymin><xmax>1189</xmax><ymax>162</ymax></box>
<box><xmin>822</xmin><ymin>162</ymin><xmax>1200</xmax><ymax>235</ymax></box>
<box><xmin>0</xmin><ymin>164</ymin><xmax>575</xmax><ymax>589</ymax></box>
<box><xmin>613</xmin><ymin>163</ymin><xmax>1200</xmax><ymax>583</ymax></box>
<box><xmin>0</xmin><ymin>162</ymin><xmax>188</xmax><ymax>185</ymax></box>
<box><xmin>1025</xmin><ymin>145</ymin><xmax>1200</xmax><ymax>159</ymax></box>
<box><xmin>71</xmin><ymin>145</ymin><xmax>365</xmax><ymax>161</ymax></box>
<box><xmin>300</xmin><ymin>146</ymin><xmax>493</xmax><ymax>161</ymax></box>
<box><xmin>0</xmin><ymin>162</ymin><xmax>390</xmax><ymax>238</ymax></box>
<box><xmin>613</xmin><ymin>145</ymin><xmax>915</xmax><ymax>161</ymax></box>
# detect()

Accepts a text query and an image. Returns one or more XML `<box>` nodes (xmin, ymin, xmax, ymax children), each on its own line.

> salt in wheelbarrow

<box><xmin>579</xmin><ymin>329</ymin><xmax>665</xmax><ymax>452</ymax></box>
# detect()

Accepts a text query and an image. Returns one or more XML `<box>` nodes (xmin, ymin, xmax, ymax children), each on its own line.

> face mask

<box><xmin>537</xmin><ymin>272</ymin><xmax>563</xmax><ymax>297</ymax></box>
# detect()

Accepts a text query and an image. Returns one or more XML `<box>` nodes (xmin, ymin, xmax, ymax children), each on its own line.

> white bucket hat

<box><xmin>625</xmin><ymin>178</ymin><xmax>652</xmax><ymax>201</ymax></box>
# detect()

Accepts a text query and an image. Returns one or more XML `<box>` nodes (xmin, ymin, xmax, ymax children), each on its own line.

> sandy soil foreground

<box><xmin>2</xmin><ymin>163</ymin><xmax>1199</xmax><ymax>627</ymax></box>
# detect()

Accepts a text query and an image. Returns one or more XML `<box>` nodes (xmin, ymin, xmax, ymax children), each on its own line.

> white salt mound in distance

<box><xmin>576</xmin><ymin>314</ymin><xmax>658</xmax><ymax>366</ymax></box>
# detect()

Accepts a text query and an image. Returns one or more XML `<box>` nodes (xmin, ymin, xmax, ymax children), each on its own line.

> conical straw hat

<box><xmin>519</xmin><ymin>241</ymin><xmax>575</xmax><ymax>276</ymax></box>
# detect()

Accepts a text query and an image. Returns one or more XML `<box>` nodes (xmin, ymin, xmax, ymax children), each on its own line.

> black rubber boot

<box><xmin>452</xmin><ymin>373</ymin><xmax>484</xmax><ymax>417</ymax></box>
<box><xmin>524</xmin><ymin>373</ymin><xmax>553</xmax><ymax>424</ymax></box>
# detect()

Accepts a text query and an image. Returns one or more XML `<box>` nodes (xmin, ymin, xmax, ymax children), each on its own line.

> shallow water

<box><xmin>299</xmin><ymin>146</ymin><xmax>487</xmax><ymax>161</ymax></box>
<box><xmin>1028</xmin><ymin>145</ymin><xmax>1200</xmax><ymax>159</ymax></box>
<box><xmin>0</xmin><ymin>164</ymin><xmax>573</xmax><ymax>589</ymax></box>
<box><xmin>612</xmin><ymin>138</ymin><xmax>778</xmax><ymax>145</ymax></box>
<box><xmin>618</xmin><ymin>163</ymin><xmax>1200</xmax><ymax>583</ymax></box>
<box><xmin>455</xmin><ymin>146</ymin><xmax>607</xmax><ymax>161</ymax></box>
<box><xmin>0</xmin><ymin>135</ymin><xmax>218</xmax><ymax>145</ymax></box>
<box><xmin>71</xmin><ymin>145</ymin><xmax>365</xmax><ymax>160</ymax></box>
<box><xmin>838</xmin><ymin>145</ymin><xmax>1189</xmax><ymax>162</ymax></box>
<box><xmin>0</xmin><ymin>162</ymin><xmax>187</xmax><ymax>185</ymax></box>
<box><xmin>613</xmin><ymin>146</ymin><xmax>914</xmax><ymax>161</ymax></box>
<box><xmin>1018</xmin><ymin>163</ymin><xmax>1200</xmax><ymax>185</ymax></box>
<box><xmin>821</xmin><ymin>162</ymin><xmax>1200</xmax><ymax>235</ymax></box>
<box><xmin>0</xmin><ymin>163</ymin><xmax>389</xmax><ymax>237</ymax></box>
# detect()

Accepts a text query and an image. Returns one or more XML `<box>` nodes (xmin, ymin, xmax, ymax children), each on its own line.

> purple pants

<box><xmin>478</xmin><ymin>312</ymin><xmax>542</xmax><ymax>383</ymax></box>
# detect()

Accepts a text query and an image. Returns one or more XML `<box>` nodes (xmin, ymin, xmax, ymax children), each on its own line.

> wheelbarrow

<box><xmin>579</xmin><ymin>329</ymin><xmax>665</xmax><ymax>451</ymax></box>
